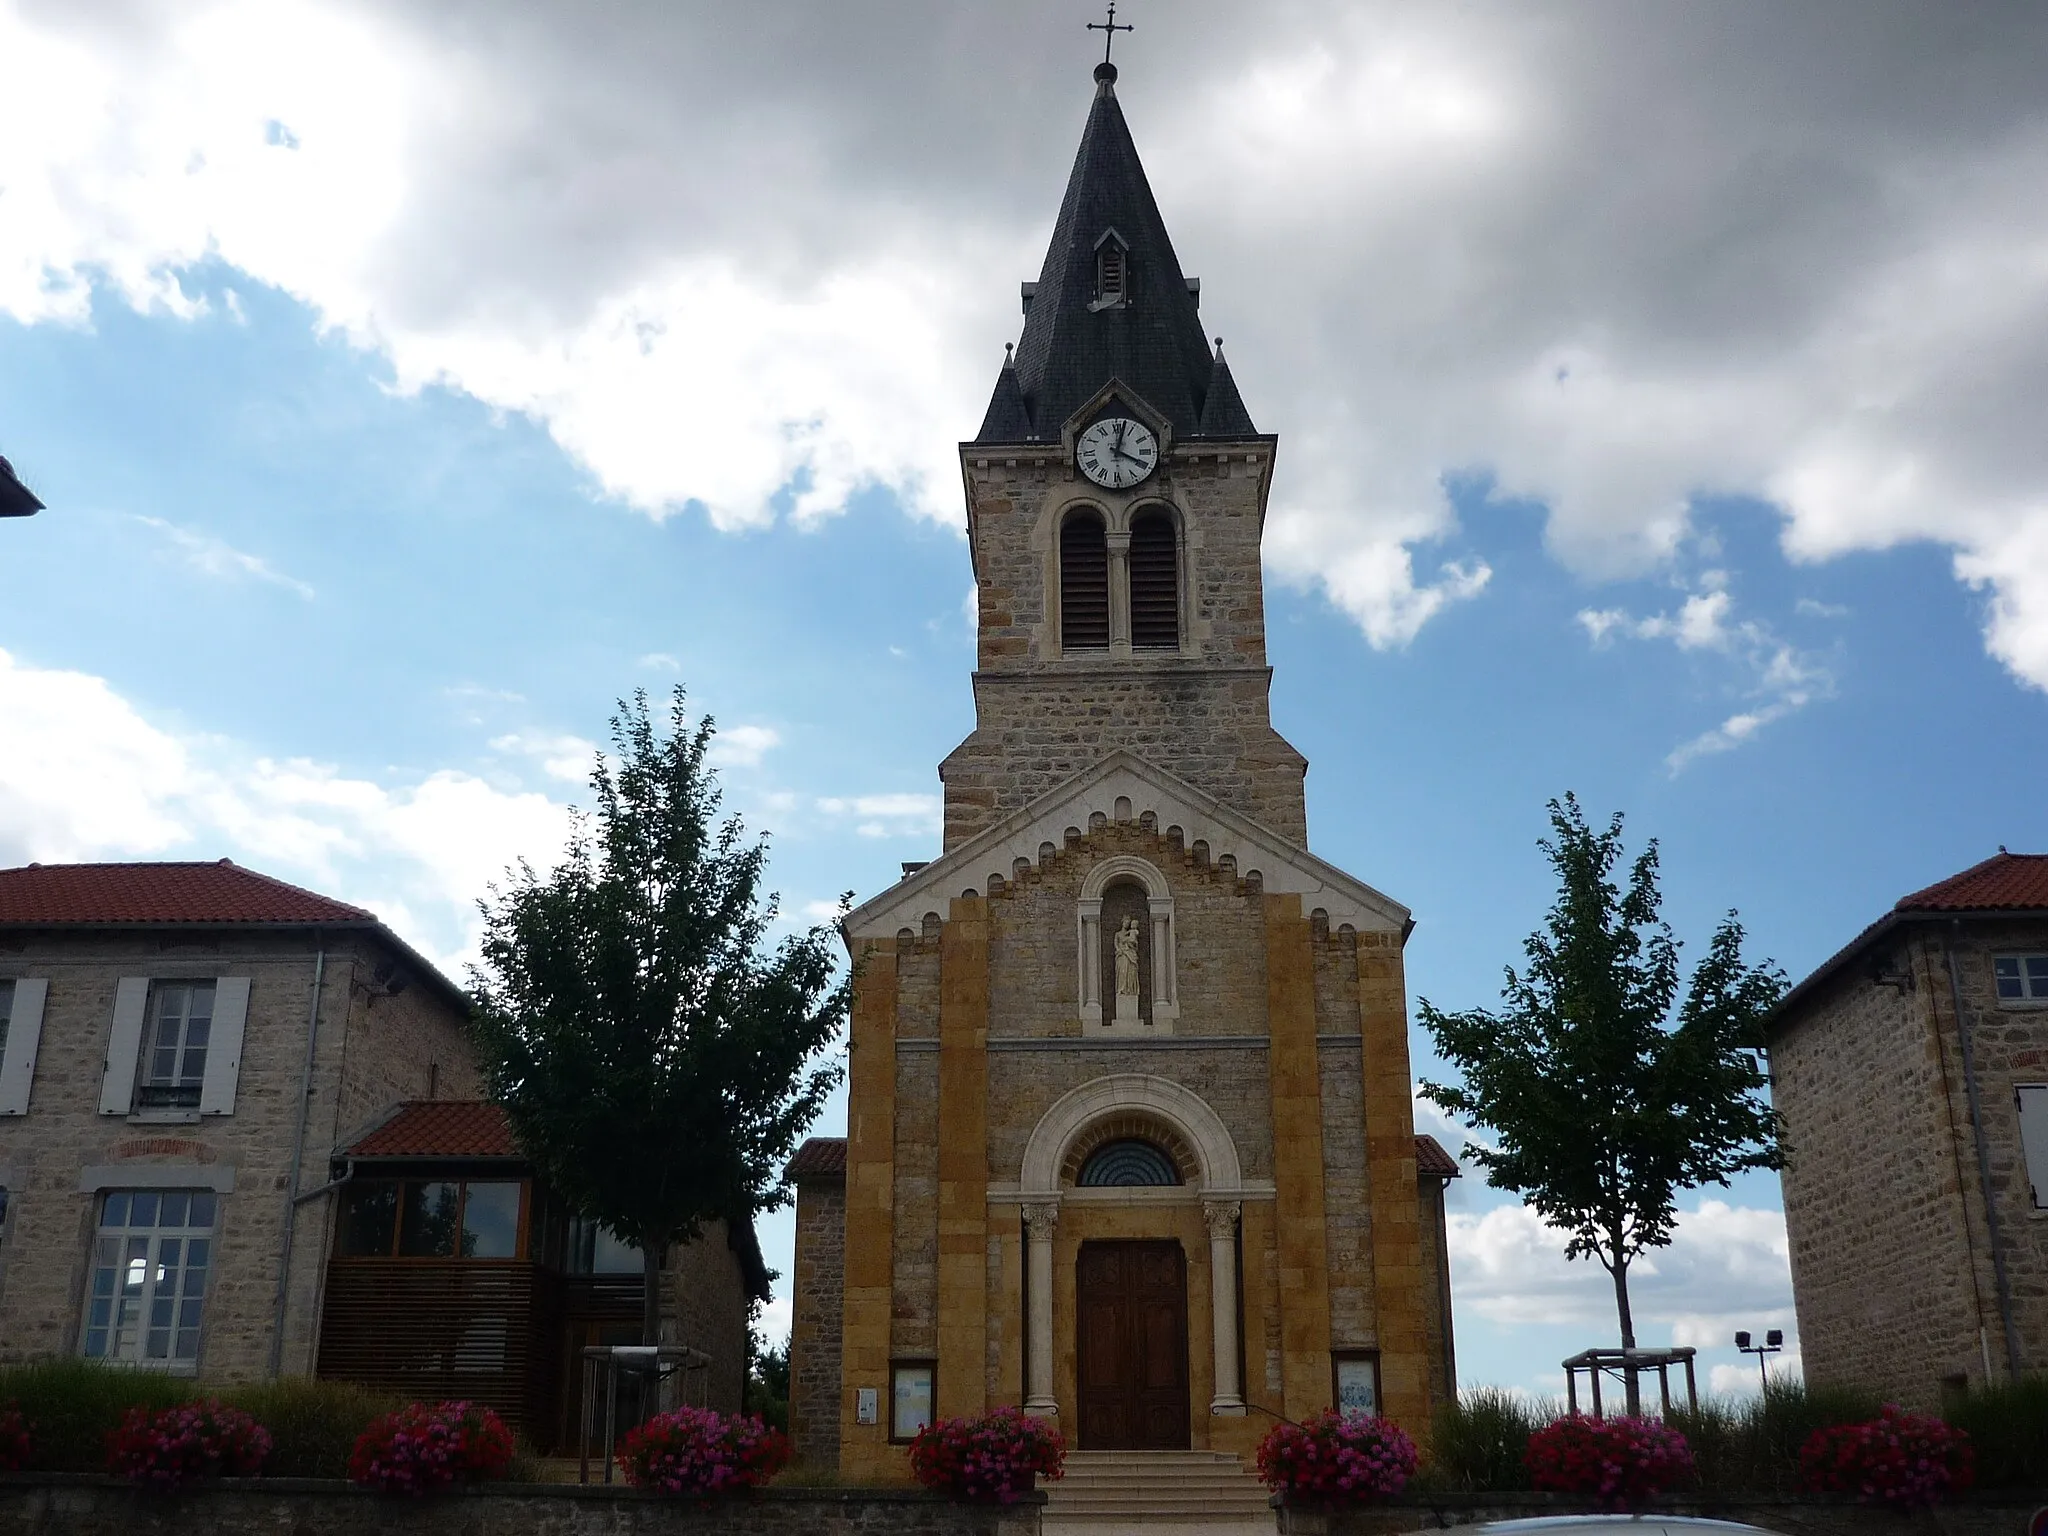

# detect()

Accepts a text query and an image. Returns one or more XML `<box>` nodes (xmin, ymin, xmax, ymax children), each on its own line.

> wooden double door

<box><xmin>1076</xmin><ymin>1240</ymin><xmax>1191</xmax><ymax>1450</ymax></box>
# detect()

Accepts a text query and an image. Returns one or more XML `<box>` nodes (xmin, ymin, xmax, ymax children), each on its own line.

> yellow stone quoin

<box><xmin>784</xmin><ymin>58</ymin><xmax>1460</xmax><ymax>1481</ymax></box>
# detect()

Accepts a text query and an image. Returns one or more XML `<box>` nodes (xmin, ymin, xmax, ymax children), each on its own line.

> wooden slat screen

<box><xmin>1061</xmin><ymin>512</ymin><xmax>1111</xmax><ymax>650</ymax></box>
<box><xmin>1129</xmin><ymin>511</ymin><xmax>1179</xmax><ymax>649</ymax></box>
<box><xmin>317</xmin><ymin>1260</ymin><xmax>553</xmax><ymax>1433</ymax></box>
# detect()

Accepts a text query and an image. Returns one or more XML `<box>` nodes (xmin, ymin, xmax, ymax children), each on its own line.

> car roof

<box><xmin>1438</xmin><ymin>1519</ymin><xmax>1774</xmax><ymax>1535</ymax></box>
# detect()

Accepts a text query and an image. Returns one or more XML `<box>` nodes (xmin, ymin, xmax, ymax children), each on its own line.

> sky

<box><xmin>3</xmin><ymin>0</ymin><xmax>2047</xmax><ymax>1403</ymax></box>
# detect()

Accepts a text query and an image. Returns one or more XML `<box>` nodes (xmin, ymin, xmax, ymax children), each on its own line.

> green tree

<box><xmin>469</xmin><ymin>688</ymin><xmax>848</xmax><ymax>1344</ymax></box>
<box><xmin>745</xmin><ymin>1322</ymin><xmax>790</xmax><ymax>1432</ymax></box>
<box><xmin>1418</xmin><ymin>795</ymin><xmax>1783</xmax><ymax>1410</ymax></box>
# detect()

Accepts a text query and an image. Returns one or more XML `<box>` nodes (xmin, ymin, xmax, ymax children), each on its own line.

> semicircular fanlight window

<box><xmin>1076</xmin><ymin>1138</ymin><xmax>1181</xmax><ymax>1188</ymax></box>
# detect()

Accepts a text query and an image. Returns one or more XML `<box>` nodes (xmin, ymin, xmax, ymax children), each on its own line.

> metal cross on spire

<box><xmin>1087</xmin><ymin>2</ymin><xmax>1133</xmax><ymax>65</ymax></box>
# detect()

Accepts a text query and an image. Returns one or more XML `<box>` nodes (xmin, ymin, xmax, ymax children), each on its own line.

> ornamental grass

<box><xmin>1256</xmin><ymin>1411</ymin><xmax>1419</xmax><ymax>1505</ymax></box>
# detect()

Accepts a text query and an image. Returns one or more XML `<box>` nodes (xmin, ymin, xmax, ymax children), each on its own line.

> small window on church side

<box><xmin>1061</xmin><ymin>511</ymin><xmax>1111</xmax><ymax>650</ymax></box>
<box><xmin>1129</xmin><ymin>509</ymin><xmax>1180</xmax><ymax>649</ymax></box>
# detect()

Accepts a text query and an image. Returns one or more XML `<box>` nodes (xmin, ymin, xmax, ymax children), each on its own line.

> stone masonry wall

<box><xmin>790</xmin><ymin>1175</ymin><xmax>845</xmax><ymax>1468</ymax></box>
<box><xmin>1941</xmin><ymin>920</ymin><xmax>2048</xmax><ymax>1380</ymax></box>
<box><xmin>1770</xmin><ymin>922</ymin><xmax>2048</xmax><ymax>1405</ymax></box>
<box><xmin>669</xmin><ymin>1217</ymin><xmax>752</xmax><ymax>1412</ymax></box>
<box><xmin>0</xmin><ymin>1479</ymin><xmax>1045</xmax><ymax>1536</ymax></box>
<box><xmin>0</xmin><ymin>930</ymin><xmax>472</xmax><ymax>1385</ymax></box>
<box><xmin>944</xmin><ymin>447</ymin><xmax>1307</xmax><ymax>849</ymax></box>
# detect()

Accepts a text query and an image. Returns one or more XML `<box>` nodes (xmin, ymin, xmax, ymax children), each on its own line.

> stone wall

<box><xmin>791</xmin><ymin>1175</ymin><xmax>846</xmax><ymax>1468</ymax></box>
<box><xmin>669</xmin><ymin>1217</ymin><xmax>752</xmax><ymax>1412</ymax></box>
<box><xmin>943</xmin><ymin>448</ymin><xmax>1307</xmax><ymax>849</ymax></box>
<box><xmin>0</xmin><ymin>1477</ymin><xmax>1043</xmax><ymax>1536</ymax></box>
<box><xmin>1772</xmin><ymin>921</ymin><xmax>2048</xmax><ymax>1404</ymax></box>
<box><xmin>0</xmin><ymin>930</ymin><xmax>472</xmax><ymax>1384</ymax></box>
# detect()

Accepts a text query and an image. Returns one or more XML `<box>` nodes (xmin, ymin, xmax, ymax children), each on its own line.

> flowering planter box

<box><xmin>0</xmin><ymin>1473</ymin><xmax>1045</xmax><ymax>1536</ymax></box>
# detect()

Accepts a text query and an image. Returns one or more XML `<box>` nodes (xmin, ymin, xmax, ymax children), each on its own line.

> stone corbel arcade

<box><xmin>1015</xmin><ymin>1075</ymin><xmax>1249</xmax><ymax>1420</ymax></box>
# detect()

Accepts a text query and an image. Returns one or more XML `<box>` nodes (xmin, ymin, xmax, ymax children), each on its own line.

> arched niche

<box><xmin>1075</xmin><ymin>855</ymin><xmax>1178</xmax><ymax>1033</ymax></box>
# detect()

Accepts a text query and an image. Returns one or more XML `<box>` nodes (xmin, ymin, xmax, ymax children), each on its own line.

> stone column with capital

<box><xmin>1023</xmin><ymin>1202</ymin><xmax>1060</xmax><ymax>1417</ymax></box>
<box><xmin>1204</xmin><ymin>1199</ymin><xmax>1246</xmax><ymax>1414</ymax></box>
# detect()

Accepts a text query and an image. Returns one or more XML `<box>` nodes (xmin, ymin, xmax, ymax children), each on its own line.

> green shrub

<box><xmin>1945</xmin><ymin>1374</ymin><xmax>2048</xmax><ymax>1490</ymax></box>
<box><xmin>0</xmin><ymin>1358</ymin><xmax>192</xmax><ymax>1472</ymax></box>
<box><xmin>1425</xmin><ymin>1386</ymin><xmax>1557</xmax><ymax>1491</ymax></box>
<box><xmin>214</xmin><ymin>1378</ymin><xmax>397</xmax><ymax>1480</ymax></box>
<box><xmin>1667</xmin><ymin>1378</ymin><xmax>1885</xmax><ymax>1495</ymax></box>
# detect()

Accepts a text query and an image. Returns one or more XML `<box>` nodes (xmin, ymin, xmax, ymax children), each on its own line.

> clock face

<box><xmin>1075</xmin><ymin>417</ymin><xmax>1159</xmax><ymax>489</ymax></box>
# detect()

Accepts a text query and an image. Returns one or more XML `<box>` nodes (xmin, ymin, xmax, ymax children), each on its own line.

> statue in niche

<box><xmin>1113</xmin><ymin>915</ymin><xmax>1142</xmax><ymax>1020</ymax></box>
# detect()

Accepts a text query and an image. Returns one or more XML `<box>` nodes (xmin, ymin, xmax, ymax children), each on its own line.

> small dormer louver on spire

<box><xmin>1093</xmin><ymin>229</ymin><xmax>1129</xmax><ymax>310</ymax></box>
<box><xmin>972</xmin><ymin>59</ymin><xmax>1254</xmax><ymax>445</ymax></box>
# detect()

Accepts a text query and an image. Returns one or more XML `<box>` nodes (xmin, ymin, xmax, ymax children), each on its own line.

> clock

<box><xmin>1075</xmin><ymin>417</ymin><xmax>1158</xmax><ymax>489</ymax></box>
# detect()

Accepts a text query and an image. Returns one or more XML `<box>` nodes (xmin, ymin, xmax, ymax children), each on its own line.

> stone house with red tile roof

<box><xmin>0</xmin><ymin>860</ymin><xmax>765</xmax><ymax>1445</ymax></box>
<box><xmin>1768</xmin><ymin>850</ymin><xmax>2048</xmax><ymax>1407</ymax></box>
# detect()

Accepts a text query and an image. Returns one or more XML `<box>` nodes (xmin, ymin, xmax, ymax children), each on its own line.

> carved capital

<box><xmin>1022</xmin><ymin>1202</ymin><xmax>1061</xmax><ymax>1240</ymax></box>
<box><xmin>1202</xmin><ymin>1199</ymin><xmax>1241</xmax><ymax>1239</ymax></box>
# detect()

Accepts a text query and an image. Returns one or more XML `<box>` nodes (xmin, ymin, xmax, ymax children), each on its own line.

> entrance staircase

<box><xmin>1043</xmin><ymin>1450</ymin><xmax>1276</xmax><ymax>1536</ymax></box>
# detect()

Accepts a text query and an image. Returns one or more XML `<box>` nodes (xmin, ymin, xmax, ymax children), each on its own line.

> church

<box><xmin>786</xmin><ymin>56</ymin><xmax>1459</xmax><ymax>1479</ymax></box>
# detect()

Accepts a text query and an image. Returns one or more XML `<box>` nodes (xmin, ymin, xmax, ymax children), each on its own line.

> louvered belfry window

<box><xmin>1061</xmin><ymin>512</ymin><xmax>1111</xmax><ymax>650</ymax></box>
<box><xmin>1129</xmin><ymin>509</ymin><xmax>1180</xmax><ymax>649</ymax></box>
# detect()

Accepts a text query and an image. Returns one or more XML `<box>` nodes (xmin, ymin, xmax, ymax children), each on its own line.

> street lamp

<box><xmin>1733</xmin><ymin>1328</ymin><xmax>1783</xmax><ymax>1393</ymax></box>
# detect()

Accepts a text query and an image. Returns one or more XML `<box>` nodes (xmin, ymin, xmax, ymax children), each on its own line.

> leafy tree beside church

<box><xmin>467</xmin><ymin>688</ymin><xmax>848</xmax><ymax>1344</ymax></box>
<box><xmin>1418</xmin><ymin>795</ymin><xmax>1783</xmax><ymax>1405</ymax></box>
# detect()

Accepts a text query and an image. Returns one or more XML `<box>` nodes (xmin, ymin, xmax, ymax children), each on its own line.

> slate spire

<box><xmin>974</xmin><ymin>63</ymin><xmax>1254</xmax><ymax>444</ymax></box>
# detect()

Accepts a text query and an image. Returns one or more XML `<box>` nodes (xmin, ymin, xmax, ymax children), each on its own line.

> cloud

<box><xmin>1578</xmin><ymin>569</ymin><xmax>1834</xmax><ymax>769</ymax></box>
<box><xmin>1447</xmin><ymin>1198</ymin><xmax>1794</xmax><ymax>1344</ymax></box>
<box><xmin>132</xmin><ymin>515</ymin><xmax>315</xmax><ymax>599</ymax></box>
<box><xmin>488</xmin><ymin>731</ymin><xmax>597</xmax><ymax>784</ymax></box>
<box><xmin>637</xmin><ymin>652</ymin><xmax>681</xmax><ymax>671</ymax></box>
<box><xmin>0</xmin><ymin>647</ymin><xmax>571</xmax><ymax>971</ymax></box>
<box><xmin>708</xmin><ymin>724</ymin><xmax>780</xmax><ymax>770</ymax></box>
<box><xmin>6</xmin><ymin>5</ymin><xmax>2048</xmax><ymax>682</ymax></box>
<box><xmin>815</xmin><ymin>792</ymin><xmax>944</xmax><ymax>840</ymax></box>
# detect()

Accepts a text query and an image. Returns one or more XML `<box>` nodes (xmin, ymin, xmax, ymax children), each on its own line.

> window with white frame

<box><xmin>2018</xmin><ymin>1085</ymin><xmax>2048</xmax><ymax>1211</ymax></box>
<box><xmin>1994</xmin><ymin>955</ymin><xmax>2048</xmax><ymax>1004</ymax></box>
<box><xmin>0</xmin><ymin>979</ymin><xmax>13</xmax><ymax>1064</ymax></box>
<box><xmin>82</xmin><ymin>1189</ymin><xmax>217</xmax><ymax>1367</ymax></box>
<box><xmin>139</xmin><ymin>982</ymin><xmax>215</xmax><ymax>1109</ymax></box>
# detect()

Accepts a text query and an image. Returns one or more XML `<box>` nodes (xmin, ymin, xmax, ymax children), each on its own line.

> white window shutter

<box><xmin>2018</xmin><ymin>1085</ymin><xmax>2048</xmax><ymax>1211</ymax></box>
<box><xmin>199</xmin><ymin>976</ymin><xmax>250</xmax><ymax>1116</ymax></box>
<box><xmin>0</xmin><ymin>978</ymin><xmax>48</xmax><ymax>1115</ymax></box>
<box><xmin>100</xmin><ymin>978</ymin><xmax>149</xmax><ymax>1116</ymax></box>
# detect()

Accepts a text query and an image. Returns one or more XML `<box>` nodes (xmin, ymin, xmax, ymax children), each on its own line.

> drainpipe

<box><xmin>1943</xmin><ymin>924</ymin><xmax>2022</xmax><ymax>1379</ymax></box>
<box><xmin>269</xmin><ymin>944</ymin><xmax>326</xmax><ymax>1379</ymax></box>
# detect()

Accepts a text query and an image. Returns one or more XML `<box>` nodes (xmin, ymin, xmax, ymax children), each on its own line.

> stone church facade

<box><xmin>788</xmin><ymin>61</ymin><xmax>1457</xmax><ymax>1478</ymax></box>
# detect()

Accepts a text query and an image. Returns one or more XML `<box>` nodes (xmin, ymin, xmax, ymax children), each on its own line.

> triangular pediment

<box><xmin>844</xmin><ymin>750</ymin><xmax>1408</xmax><ymax>943</ymax></box>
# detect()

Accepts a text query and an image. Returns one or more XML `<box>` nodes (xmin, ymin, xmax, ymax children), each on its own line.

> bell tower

<box><xmin>942</xmin><ymin>59</ymin><xmax>1307</xmax><ymax>850</ymax></box>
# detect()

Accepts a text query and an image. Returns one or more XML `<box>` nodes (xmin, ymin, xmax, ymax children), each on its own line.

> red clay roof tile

<box><xmin>1414</xmin><ymin>1133</ymin><xmax>1461</xmax><ymax>1181</ymax></box>
<box><xmin>349</xmin><ymin>1101</ymin><xmax>519</xmax><ymax>1159</ymax></box>
<box><xmin>0</xmin><ymin>860</ymin><xmax>376</xmax><ymax>926</ymax></box>
<box><xmin>786</xmin><ymin>1137</ymin><xmax>849</xmax><ymax>1179</ymax></box>
<box><xmin>1895</xmin><ymin>851</ymin><xmax>2048</xmax><ymax>913</ymax></box>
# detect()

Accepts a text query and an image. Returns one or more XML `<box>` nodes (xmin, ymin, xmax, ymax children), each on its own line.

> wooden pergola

<box><xmin>1561</xmin><ymin>1346</ymin><xmax>1699</xmax><ymax>1418</ymax></box>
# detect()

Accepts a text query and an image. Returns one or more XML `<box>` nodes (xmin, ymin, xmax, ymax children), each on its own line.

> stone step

<box><xmin>1045</xmin><ymin>1448</ymin><xmax>1275</xmax><ymax>1531</ymax></box>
